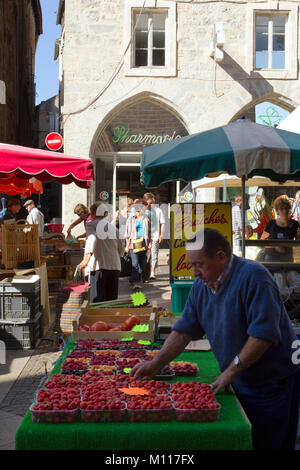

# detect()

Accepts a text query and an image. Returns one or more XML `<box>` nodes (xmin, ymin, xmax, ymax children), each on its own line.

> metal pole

<box><xmin>113</xmin><ymin>155</ymin><xmax>117</xmax><ymax>215</ymax></box>
<box><xmin>223</xmin><ymin>179</ymin><xmax>227</xmax><ymax>202</ymax></box>
<box><xmin>242</xmin><ymin>175</ymin><xmax>246</xmax><ymax>258</ymax></box>
<box><xmin>176</xmin><ymin>181</ymin><xmax>180</xmax><ymax>203</ymax></box>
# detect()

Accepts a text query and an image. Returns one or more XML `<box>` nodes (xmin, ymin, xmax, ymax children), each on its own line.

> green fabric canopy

<box><xmin>141</xmin><ymin>120</ymin><xmax>300</xmax><ymax>188</ymax></box>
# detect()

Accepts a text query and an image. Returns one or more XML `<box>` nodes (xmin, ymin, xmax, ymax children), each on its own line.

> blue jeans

<box><xmin>232</xmin><ymin>370</ymin><xmax>300</xmax><ymax>450</ymax></box>
<box><xmin>129</xmin><ymin>249</ymin><xmax>146</xmax><ymax>283</ymax></box>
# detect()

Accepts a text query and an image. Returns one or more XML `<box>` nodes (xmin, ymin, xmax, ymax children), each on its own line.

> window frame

<box><xmin>246</xmin><ymin>2</ymin><xmax>298</xmax><ymax>79</ymax></box>
<box><xmin>255</xmin><ymin>13</ymin><xmax>287</xmax><ymax>70</ymax></box>
<box><xmin>124</xmin><ymin>0</ymin><xmax>177</xmax><ymax>77</ymax></box>
<box><xmin>133</xmin><ymin>10</ymin><xmax>167</xmax><ymax>68</ymax></box>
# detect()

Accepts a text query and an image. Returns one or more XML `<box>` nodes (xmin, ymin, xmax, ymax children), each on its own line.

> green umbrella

<box><xmin>141</xmin><ymin>119</ymin><xmax>300</xmax><ymax>188</ymax></box>
<box><xmin>141</xmin><ymin>119</ymin><xmax>300</xmax><ymax>256</ymax></box>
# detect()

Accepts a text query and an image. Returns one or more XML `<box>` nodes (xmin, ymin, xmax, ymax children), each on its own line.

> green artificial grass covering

<box><xmin>15</xmin><ymin>337</ymin><xmax>252</xmax><ymax>450</ymax></box>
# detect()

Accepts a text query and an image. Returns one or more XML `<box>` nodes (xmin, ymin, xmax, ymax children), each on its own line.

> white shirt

<box><xmin>148</xmin><ymin>205</ymin><xmax>166</xmax><ymax>241</ymax></box>
<box><xmin>84</xmin><ymin>219</ymin><xmax>124</xmax><ymax>272</ymax></box>
<box><xmin>27</xmin><ymin>207</ymin><xmax>44</xmax><ymax>236</ymax></box>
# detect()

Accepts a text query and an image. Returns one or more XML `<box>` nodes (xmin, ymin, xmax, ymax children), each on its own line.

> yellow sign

<box><xmin>170</xmin><ymin>203</ymin><xmax>232</xmax><ymax>279</ymax></box>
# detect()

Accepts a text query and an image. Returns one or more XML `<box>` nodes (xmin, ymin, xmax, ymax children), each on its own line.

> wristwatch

<box><xmin>234</xmin><ymin>355</ymin><xmax>244</xmax><ymax>369</ymax></box>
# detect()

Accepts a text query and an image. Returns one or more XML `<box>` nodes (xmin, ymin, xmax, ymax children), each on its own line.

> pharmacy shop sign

<box><xmin>112</xmin><ymin>125</ymin><xmax>182</xmax><ymax>146</ymax></box>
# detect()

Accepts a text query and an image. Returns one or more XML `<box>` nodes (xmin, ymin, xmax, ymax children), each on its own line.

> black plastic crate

<box><xmin>0</xmin><ymin>276</ymin><xmax>41</xmax><ymax>321</ymax></box>
<box><xmin>0</xmin><ymin>293</ymin><xmax>40</xmax><ymax>321</ymax></box>
<box><xmin>0</xmin><ymin>311</ymin><xmax>42</xmax><ymax>349</ymax></box>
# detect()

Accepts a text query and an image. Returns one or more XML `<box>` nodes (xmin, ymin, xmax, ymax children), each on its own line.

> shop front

<box><xmin>92</xmin><ymin>99</ymin><xmax>189</xmax><ymax>212</ymax></box>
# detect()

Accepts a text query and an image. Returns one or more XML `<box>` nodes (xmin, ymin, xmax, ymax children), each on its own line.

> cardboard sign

<box><xmin>170</xmin><ymin>203</ymin><xmax>232</xmax><ymax>279</ymax></box>
<box><xmin>184</xmin><ymin>340</ymin><xmax>211</xmax><ymax>351</ymax></box>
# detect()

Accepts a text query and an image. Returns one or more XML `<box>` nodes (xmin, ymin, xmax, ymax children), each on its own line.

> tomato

<box><xmin>79</xmin><ymin>324</ymin><xmax>90</xmax><ymax>331</ymax></box>
<box><xmin>124</xmin><ymin>315</ymin><xmax>141</xmax><ymax>330</ymax></box>
<box><xmin>90</xmin><ymin>321</ymin><xmax>108</xmax><ymax>331</ymax></box>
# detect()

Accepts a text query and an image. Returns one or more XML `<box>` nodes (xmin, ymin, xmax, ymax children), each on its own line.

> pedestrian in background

<box><xmin>143</xmin><ymin>192</ymin><xmax>165</xmax><ymax>280</ymax></box>
<box><xmin>24</xmin><ymin>199</ymin><xmax>44</xmax><ymax>236</ymax></box>
<box><xmin>291</xmin><ymin>190</ymin><xmax>300</xmax><ymax>222</ymax></box>
<box><xmin>112</xmin><ymin>196</ymin><xmax>133</xmax><ymax>244</ymax></box>
<box><xmin>125</xmin><ymin>198</ymin><xmax>150</xmax><ymax>290</ymax></box>
<box><xmin>232</xmin><ymin>195</ymin><xmax>242</xmax><ymax>256</ymax></box>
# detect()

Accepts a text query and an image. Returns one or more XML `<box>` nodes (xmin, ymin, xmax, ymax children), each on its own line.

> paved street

<box><xmin>0</xmin><ymin>260</ymin><xmax>171</xmax><ymax>450</ymax></box>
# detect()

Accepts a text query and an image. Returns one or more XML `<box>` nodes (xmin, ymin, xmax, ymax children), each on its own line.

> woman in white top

<box><xmin>79</xmin><ymin>202</ymin><xmax>124</xmax><ymax>303</ymax></box>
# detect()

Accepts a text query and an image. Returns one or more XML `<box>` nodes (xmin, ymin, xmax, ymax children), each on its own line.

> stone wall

<box><xmin>0</xmin><ymin>0</ymin><xmax>41</xmax><ymax>146</ymax></box>
<box><xmin>59</xmin><ymin>0</ymin><xmax>300</xmax><ymax>229</ymax></box>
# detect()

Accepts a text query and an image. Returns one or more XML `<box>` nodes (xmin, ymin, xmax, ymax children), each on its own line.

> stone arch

<box><xmin>229</xmin><ymin>92</ymin><xmax>296</xmax><ymax>123</ymax></box>
<box><xmin>89</xmin><ymin>91</ymin><xmax>190</xmax><ymax>158</ymax></box>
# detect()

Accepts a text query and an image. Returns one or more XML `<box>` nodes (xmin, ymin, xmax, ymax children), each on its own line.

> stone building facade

<box><xmin>0</xmin><ymin>0</ymin><xmax>42</xmax><ymax>146</ymax></box>
<box><xmin>56</xmin><ymin>0</ymin><xmax>300</xmax><ymax>231</ymax></box>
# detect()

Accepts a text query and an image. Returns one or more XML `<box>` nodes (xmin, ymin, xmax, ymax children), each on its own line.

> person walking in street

<box><xmin>131</xmin><ymin>228</ymin><xmax>300</xmax><ymax>450</ymax></box>
<box><xmin>79</xmin><ymin>201</ymin><xmax>124</xmax><ymax>303</ymax></box>
<box><xmin>66</xmin><ymin>203</ymin><xmax>92</xmax><ymax>239</ymax></box>
<box><xmin>24</xmin><ymin>199</ymin><xmax>44</xmax><ymax>236</ymax></box>
<box><xmin>112</xmin><ymin>196</ymin><xmax>133</xmax><ymax>244</ymax></box>
<box><xmin>143</xmin><ymin>192</ymin><xmax>165</xmax><ymax>280</ymax></box>
<box><xmin>232</xmin><ymin>195</ymin><xmax>242</xmax><ymax>256</ymax></box>
<box><xmin>125</xmin><ymin>198</ymin><xmax>151</xmax><ymax>290</ymax></box>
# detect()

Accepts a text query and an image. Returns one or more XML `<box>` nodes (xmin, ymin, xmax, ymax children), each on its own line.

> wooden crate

<box><xmin>47</xmin><ymin>266</ymin><xmax>66</xmax><ymax>279</ymax></box>
<box><xmin>43</xmin><ymin>239</ymin><xmax>81</xmax><ymax>252</ymax></box>
<box><xmin>72</xmin><ymin>301</ymin><xmax>157</xmax><ymax>341</ymax></box>
<box><xmin>2</xmin><ymin>220</ymin><xmax>40</xmax><ymax>269</ymax></box>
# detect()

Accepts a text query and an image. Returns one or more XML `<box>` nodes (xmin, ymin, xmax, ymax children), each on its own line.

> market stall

<box><xmin>0</xmin><ymin>143</ymin><xmax>94</xmax><ymax>348</ymax></box>
<box><xmin>141</xmin><ymin>118</ymin><xmax>300</xmax><ymax>348</ymax></box>
<box><xmin>141</xmin><ymin>119</ymin><xmax>300</xmax><ymax>256</ymax></box>
<box><xmin>15</xmin><ymin>334</ymin><xmax>252</xmax><ymax>451</ymax></box>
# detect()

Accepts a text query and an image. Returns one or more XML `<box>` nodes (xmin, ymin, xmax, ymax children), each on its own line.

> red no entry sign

<box><xmin>45</xmin><ymin>132</ymin><xmax>63</xmax><ymax>151</ymax></box>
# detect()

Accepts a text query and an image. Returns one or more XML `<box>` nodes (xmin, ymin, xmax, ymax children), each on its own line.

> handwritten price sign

<box><xmin>170</xmin><ymin>203</ymin><xmax>232</xmax><ymax>279</ymax></box>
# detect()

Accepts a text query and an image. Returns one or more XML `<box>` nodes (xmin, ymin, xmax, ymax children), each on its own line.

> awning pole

<box><xmin>242</xmin><ymin>175</ymin><xmax>246</xmax><ymax>258</ymax></box>
<box><xmin>113</xmin><ymin>155</ymin><xmax>117</xmax><ymax>215</ymax></box>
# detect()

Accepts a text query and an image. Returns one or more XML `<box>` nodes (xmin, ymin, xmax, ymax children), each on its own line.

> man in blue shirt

<box><xmin>131</xmin><ymin>228</ymin><xmax>300</xmax><ymax>450</ymax></box>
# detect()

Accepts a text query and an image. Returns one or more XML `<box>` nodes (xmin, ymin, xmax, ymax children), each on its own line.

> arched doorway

<box><xmin>230</xmin><ymin>94</ymin><xmax>292</xmax><ymax>126</ymax></box>
<box><xmin>92</xmin><ymin>97</ymin><xmax>189</xmax><ymax>211</ymax></box>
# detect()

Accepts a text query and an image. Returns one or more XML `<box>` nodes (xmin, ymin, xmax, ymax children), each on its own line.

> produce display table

<box><xmin>15</xmin><ymin>338</ymin><xmax>252</xmax><ymax>450</ymax></box>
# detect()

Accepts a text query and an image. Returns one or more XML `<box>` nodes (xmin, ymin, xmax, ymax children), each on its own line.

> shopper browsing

<box><xmin>24</xmin><ymin>199</ymin><xmax>44</xmax><ymax>236</ymax></box>
<box><xmin>79</xmin><ymin>202</ymin><xmax>124</xmax><ymax>303</ymax></box>
<box><xmin>131</xmin><ymin>228</ymin><xmax>300</xmax><ymax>450</ymax></box>
<box><xmin>143</xmin><ymin>192</ymin><xmax>166</xmax><ymax>279</ymax></box>
<box><xmin>66</xmin><ymin>203</ymin><xmax>92</xmax><ymax>239</ymax></box>
<box><xmin>125</xmin><ymin>199</ymin><xmax>151</xmax><ymax>290</ymax></box>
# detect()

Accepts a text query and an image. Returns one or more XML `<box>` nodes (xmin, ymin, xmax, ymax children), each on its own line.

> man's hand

<box><xmin>130</xmin><ymin>360</ymin><xmax>160</xmax><ymax>380</ymax></box>
<box><xmin>79</xmin><ymin>261</ymin><xmax>87</xmax><ymax>270</ymax></box>
<box><xmin>210</xmin><ymin>368</ymin><xmax>238</xmax><ymax>394</ymax></box>
<box><xmin>158</xmin><ymin>235</ymin><xmax>163</xmax><ymax>244</ymax></box>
